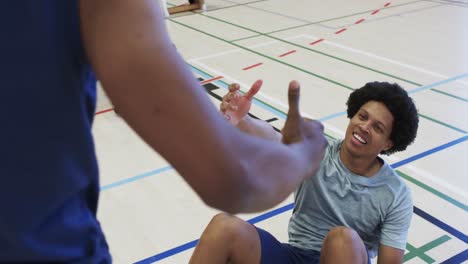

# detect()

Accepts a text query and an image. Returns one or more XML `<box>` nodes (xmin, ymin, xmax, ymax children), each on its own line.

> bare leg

<box><xmin>189</xmin><ymin>213</ymin><xmax>262</xmax><ymax>264</ymax></box>
<box><xmin>320</xmin><ymin>226</ymin><xmax>368</xmax><ymax>264</ymax></box>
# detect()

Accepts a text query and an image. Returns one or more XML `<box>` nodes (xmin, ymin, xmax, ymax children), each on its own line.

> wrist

<box><xmin>236</xmin><ymin>115</ymin><xmax>252</xmax><ymax>127</ymax></box>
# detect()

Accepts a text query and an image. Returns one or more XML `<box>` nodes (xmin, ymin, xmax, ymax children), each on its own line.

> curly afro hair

<box><xmin>346</xmin><ymin>82</ymin><xmax>419</xmax><ymax>155</ymax></box>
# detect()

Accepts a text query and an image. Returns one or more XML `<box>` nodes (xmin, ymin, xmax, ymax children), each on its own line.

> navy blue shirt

<box><xmin>0</xmin><ymin>1</ymin><xmax>111</xmax><ymax>262</ymax></box>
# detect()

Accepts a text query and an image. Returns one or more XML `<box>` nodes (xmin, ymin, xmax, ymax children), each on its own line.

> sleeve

<box><xmin>379</xmin><ymin>185</ymin><xmax>413</xmax><ymax>250</ymax></box>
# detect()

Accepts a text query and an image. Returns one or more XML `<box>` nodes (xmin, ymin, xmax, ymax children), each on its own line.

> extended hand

<box><xmin>220</xmin><ymin>80</ymin><xmax>262</xmax><ymax>125</ymax></box>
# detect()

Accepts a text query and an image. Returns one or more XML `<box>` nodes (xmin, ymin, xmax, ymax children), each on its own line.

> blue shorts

<box><xmin>256</xmin><ymin>227</ymin><xmax>371</xmax><ymax>264</ymax></box>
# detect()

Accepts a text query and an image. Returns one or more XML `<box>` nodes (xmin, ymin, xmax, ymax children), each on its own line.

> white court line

<box><xmin>297</xmin><ymin>121</ymin><xmax>468</xmax><ymax>200</ymax></box>
<box><xmin>193</xmin><ymin>62</ymin><xmax>468</xmax><ymax>201</ymax></box>
<box><xmin>402</xmin><ymin>164</ymin><xmax>468</xmax><ymax>200</ymax></box>
<box><xmin>189</xmin><ymin>33</ymin><xmax>468</xmax><ymax>87</ymax></box>
<box><xmin>298</xmin><ymin>34</ymin><xmax>468</xmax><ymax>86</ymax></box>
<box><xmin>323</xmin><ymin>128</ymin><xmax>468</xmax><ymax>201</ymax></box>
<box><xmin>187</xmin><ymin>35</ymin><xmax>306</xmax><ymax>62</ymax></box>
<box><xmin>193</xmin><ymin>60</ymin><xmax>326</xmax><ymax>122</ymax></box>
<box><xmin>188</xmin><ymin>49</ymin><xmax>240</xmax><ymax>62</ymax></box>
<box><xmin>192</xmin><ymin>60</ymin><xmax>291</xmax><ymax>112</ymax></box>
<box><xmin>188</xmin><ymin>40</ymin><xmax>279</xmax><ymax>62</ymax></box>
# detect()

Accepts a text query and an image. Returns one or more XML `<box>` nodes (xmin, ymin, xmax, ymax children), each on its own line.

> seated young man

<box><xmin>189</xmin><ymin>81</ymin><xmax>419</xmax><ymax>264</ymax></box>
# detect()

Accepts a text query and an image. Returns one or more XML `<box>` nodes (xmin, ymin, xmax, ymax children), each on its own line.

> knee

<box><xmin>321</xmin><ymin>227</ymin><xmax>367</xmax><ymax>263</ymax></box>
<box><xmin>203</xmin><ymin>213</ymin><xmax>247</xmax><ymax>241</ymax></box>
<box><xmin>323</xmin><ymin>226</ymin><xmax>361</xmax><ymax>247</ymax></box>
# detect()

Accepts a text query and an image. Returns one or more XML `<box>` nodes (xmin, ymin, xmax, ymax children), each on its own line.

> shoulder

<box><xmin>382</xmin><ymin>165</ymin><xmax>411</xmax><ymax>195</ymax></box>
<box><xmin>378</xmin><ymin>165</ymin><xmax>413</xmax><ymax>213</ymax></box>
<box><xmin>324</xmin><ymin>137</ymin><xmax>342</xmax><ymax>158</ymax></box>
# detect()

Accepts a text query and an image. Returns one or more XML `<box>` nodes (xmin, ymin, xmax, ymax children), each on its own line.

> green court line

<box><xmin>173</xmin><ymin>19</ymin><xmax>467</xmax><ymax>134</ymax></box>
<box><xmin>419</xmin><ymin>114</ymin><xmax>467</xmax><ymax>134</ymax></box>
<box><xmin>217</xmin><ymin>0</ymin><xmax>314</xmax><ymax>25</ymax></box>
<box><xmin>404</xmin><ymin>235</ymin><xmax>451</xmax><ymax>263</ymax></box>
<box><xmin>171</xmin><ymin>19</ymin><xmax>354</xmax><ymax>90</ymax></box>
<box><xmin>168</xmin><ymin>0</ymin><xmax>271</xmax><ymax>12</ymax></box>
<box><xmin>231</xmin><ymin>34</ymin><xmax>266</xmax><ymax>42</ymax></box>
<box><xmin>194</xmin><ymin>9</ymin><xmax>467</xmax><ymax>103</ymax></box>
<box><xmin>192</xmin><ymin>65</ymin><xmax>290</xmax><ymax>116</ymax></box>
<box><xmin>172</xmin><ymin>0</ymin><xmax>466</xmax><ymax>103</ymax></box>
<box><xmin>431</xmin><ymin>89</ymin><xmax>468</xmax><ymax>103</ymax></box>
<box><xmin>405</xmin><ymin>244</ymin><xmax>435</xmax><ymax>263</ymax></box>
<box><xmin>171</xmin><ymin>0</ymin><xmax>421</xmax><ymax>47</ymax></box>
<box><xmin>194</xmin><ymin>64</ymin><xmax>338</xmax><ymax>138</ymax></box>
<box><xmin>191</xmin><ymin>64</ymin><xmax>468</xmax><ymax>212</ymax></box>
<box><xmin>397</xmin><ymin>171</ymin><xmax>467</xmax><ymax>212</ymax></box>
<box><xmin>426</xmin><ymin>0</ymin><xmax>468</xmax><ymax>8</ymax></box>
<box><xmin>236</xmin><ymin>0</ymin><xmax>424</xmax><ymax>36</ymax></box>
<box><xmin>201</xmin><ymin>13</ymin><xmax>422</xmax><ymax>87</ymax></box>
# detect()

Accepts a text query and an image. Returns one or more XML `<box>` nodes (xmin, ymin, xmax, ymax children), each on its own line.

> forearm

<box><xmin>236</xmin><ymin>116</ymin><xmax>281</xmax><ymax>141</ymax></box>
<box><xmin>377</xmin><ymin>257</ymin><xmax>403</xmax><ymax>264</ymax></box>
<box><xmin>235</xmin><ymin>139</ymin><xmax>314</xmax><ymax>212</ymax></box>
<box><xmin>377</xmin><ymin>245</ymin><xmax>404</xmax><ymax>264</ymax></box>
<box><xmin>80</xmin><ymin>0</ymin><xmax>314</xmax><ymax>213</ymax></box>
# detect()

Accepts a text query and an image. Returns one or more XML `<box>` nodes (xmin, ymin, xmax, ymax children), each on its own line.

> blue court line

<box><xmin>135</xmin><ymin>204</ymin><xmax>295</xmax><ymax>264</ymax></box>
<box><xmin>134</xmin><ymin>202</ymin><xmax>468</xmax><ymax>263</ymax></box>
<box><xmin>192</xmin><ymin>66</ymin><xmax>468</xmax><ymax>131</ymax></box>
<box><xmin>391</xmin><ymin>135</ymin><xmax>468</xmax><ymax>169</ymax></box>
<box><xmin>100</xmin><ymin>166</ymin><xmax>173</xmax><ymax>191</ymax></box>
<box><xmin>407</xmin><ymin>73</ymin><xmax>468</xmax><ymax>95</ymax></box>
<box><xmin>247</xmin><ymin>203</ymin><xmax>295</xmax><ymax>225</ymax></box>
<box><xmin>101</xmin><ymin>135</ymin><xmax>468</xmax><ymax>193</ymax></box>
<box><xmin>131</xmin><ymin>137</ymin><xmax>468</xmax><ymax>262</ymax></box>
<box><xmin>191</xmin><ymin>65</ymin><xmax>345</xmax><ymax>121</ymax></box>
<box><xmin>413</xmin><ymin>207</ymin><xmax>468</xmax><ymax>243</ymax></box>
<box><xmin>134</xmin><ymin>240</ymin><xmax>199</xmax><ymax>264</ymax></box>
<box><xmin>107</xmin><ymin>68</ymin><xmax>467</xmax><ymax>262</ymax></box>
<box><xmin>134</xmin><ymin>203</ymin><xmax>294</xmax><ymax>264</ymax></box>
<box><xmin>441</xmin><ymin>249</ymin><xmax>468</xmax><ymax>264</ymax></box>
<box><xmin>319</xmin><ymin>111</ymin><xmax>347</xmax><ymax>122</ymax></box>
<box><xmin>101</xmin><ymin>69</ymin><xmax>468</xmax><ymax>191</ymax></box>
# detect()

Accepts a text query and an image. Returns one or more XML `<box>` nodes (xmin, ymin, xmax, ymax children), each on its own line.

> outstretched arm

<box><xmin>80</xmin><ymin>0</ymin><xmax>326</xmax><ymax>213</ymax></box>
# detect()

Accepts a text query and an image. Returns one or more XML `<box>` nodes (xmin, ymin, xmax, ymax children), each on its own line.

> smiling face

<box><xmin>343</xmin><ymin>101</ymin><xmax>394</xmax><ymax>159</ymax></box>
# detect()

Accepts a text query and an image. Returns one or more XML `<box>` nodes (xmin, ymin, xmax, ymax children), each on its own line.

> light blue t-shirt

<box><xmin>288</xmin><ymin>138</ymin><xmax>413</xmax><ymax>258</ymax></box>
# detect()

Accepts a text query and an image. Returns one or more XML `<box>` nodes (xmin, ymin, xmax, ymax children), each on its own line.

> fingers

<box><xmin>243</xmin><ymin>79</ymin><xmax>263</xmax><ymax>101</ymax></box>
<box><xmin>228</xmin><ymin>83</ymin><xmax>240</xmax><ymax>93</ymax></box>
<box><xmin>222</xmin><ymin>92</ymin><xmax>236</xmax><ymax>103</ymax></box>
<box><xmin>220</xmin><ymin>101</ymin><xmax>238</xmax><ymax>113</ymax></box>
<box><xmin>281</xmin><ymin>81</ymin><xmax>304</xmax><ymax>144</ymax></box>
<box><xmin>287</xmin><ymin>80</ymin><xmax>301</xmax><ymax>118</ymax></box>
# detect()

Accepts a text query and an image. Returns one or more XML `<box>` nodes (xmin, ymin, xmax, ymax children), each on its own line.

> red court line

<box><xmin>94</xmin><ymin>77</ymin><xmax>223</xmax><ymax>117</ymax></box>
<box><xmin>95</xmin><ymin>108</ymin><xmax>114</xmax><ymax>115</ymax></box>
<box><xmin>279</xmin><ymin>50</ymin><xmax>297</xmax><ymax>57</ymax></box>
<box><xmin>355</xmin><ymin>18</ymin><xmax>365</xmax><ymax>24</ymax></box>
<box><xmin>200</xmin><ymin>76</ymin><xmax>223</xmax><ymax>85</ymax></box>
<box><xmin>241</xmin><ymin>1</ymin><xmax>390</xmax><ymax>71</ymax></box>
<box><xmin>242</xmin><ymin>63</ymin><xmax>263</xmax><ymax>71</ymax></box>
<box><xmin>310</xmin><ymin>38</ymin><xmax>324</xmax><ymax>45</ymax></box>
<box><xmin>335</xmin><ymin>28</ymin><xmax>347</xmax><ymax>34</ymax></box>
